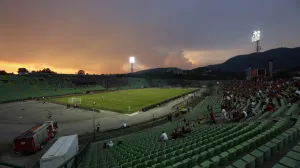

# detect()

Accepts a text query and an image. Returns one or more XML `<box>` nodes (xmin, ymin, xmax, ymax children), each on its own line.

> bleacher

<box><xmin>78</xmin><ymin>78</ymin><xmax>300</xmax><ymax>168</ymax></box>
<box><xmin>80</xmin><ymin>95</ymin><xmax>300</xmax><ymax>168</ymax></box>
<box><xmin>0</xmin><ymin>75</ymin><xmax>208</xmax><ymax>103</ymax></box>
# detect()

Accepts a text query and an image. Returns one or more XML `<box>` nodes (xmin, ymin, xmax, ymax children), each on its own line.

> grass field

<box><xmin>51</xmin><ymin>88</ymin><xmax>196</xmax><ymax>113</ymax></box>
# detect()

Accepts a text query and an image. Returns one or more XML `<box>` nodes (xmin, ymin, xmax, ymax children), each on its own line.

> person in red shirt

<box><xmin>265</xmin><ymin>103</ymin><xmax>274</xmax><ymax>112</ymax></box>
<box><xmin>210</xmin><ymin>111</ymin><xmax>216</xmax><ymax>125</ymax></box>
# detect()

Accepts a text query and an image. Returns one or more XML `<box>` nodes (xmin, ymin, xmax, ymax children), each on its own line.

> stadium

<box><xmin>1</xmin><ymin>1</ymin><xmax>300</xmax><ymax>168</ymax></box>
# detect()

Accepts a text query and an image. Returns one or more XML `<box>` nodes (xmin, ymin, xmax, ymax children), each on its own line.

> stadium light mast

<box><xmin>252</xmin><ymin>30</ymin><xmax>261</xmax><ymax>53</ymax></box>
<box><xmin>129</xmin><ymin>56</ymin><xmax>135</xmax><ymax>73</ymax></box>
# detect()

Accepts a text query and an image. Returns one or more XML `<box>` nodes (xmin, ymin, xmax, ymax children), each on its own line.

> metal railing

<box><xmin>57</xmin><ymin>141</ymin><xmax>91</xmax><ymax>168</ymax></box>
<box><xmin>0</xmin><ymin>161</ymin><xmax>25</xmax><ymax>168</ymax></box>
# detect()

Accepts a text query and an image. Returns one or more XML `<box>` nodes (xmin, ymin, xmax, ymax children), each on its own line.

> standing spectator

<box><xmin>153</xmin><ymin>114</ymin><xmax>156</xmax><ymax>121</ymax></box>
<box><xmin>221</xmin><ymin>108</ymin><xmax>228</xmax><ymax>121</ymax></box>
<box><xmin>96</xmin><ymin>122</ymin><xmax>100</xmax><ymax>132</ymax></box>
<box><xmin>48</xmin><ymin>110</ymin><xmax>52</xmax><ymax>119</ymax></box>
<box><xmin>209</xmin><ymin>111</ymin><xmax>216</xmax><ymax>125</ymax></box>
<box><xmin>123</xmin><ymin>121</ymin><xmax>127</xmax><ymax>128</ymax></box>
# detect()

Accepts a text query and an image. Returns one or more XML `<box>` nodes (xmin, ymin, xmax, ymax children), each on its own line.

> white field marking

<box><xmin>126</xmin><ymin>112</ymin><xmax>139</xmax><ymax>116</ymax></box>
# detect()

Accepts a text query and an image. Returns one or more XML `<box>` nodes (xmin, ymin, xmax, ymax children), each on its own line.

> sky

<box><xmin>0</xmin><ymin>0</ymin><xmax>299</xmax><ymax>74</ymax></box>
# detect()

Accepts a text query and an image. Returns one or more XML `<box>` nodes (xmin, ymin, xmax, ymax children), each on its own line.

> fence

<box><xmin>0</xmin><ymin>161</ymin><xmax>25</xmax><ymax>168</ymax></box>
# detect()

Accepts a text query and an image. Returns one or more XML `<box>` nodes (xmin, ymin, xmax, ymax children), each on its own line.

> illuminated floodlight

<box><xmin>129</xmin><ymin>56</ymin><xmax>135</xmax><ymax>63</ymax></box>
<box><xmin>252</xmin><ymin>30</ymin><xmax>261</xmax><ymax>42</ymax></box>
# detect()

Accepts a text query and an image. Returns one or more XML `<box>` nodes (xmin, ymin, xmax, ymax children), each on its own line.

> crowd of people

<box><xmin>219</xmin><ymin>77</ymin><xmax>300</xmax><ymax>122</ymax></box>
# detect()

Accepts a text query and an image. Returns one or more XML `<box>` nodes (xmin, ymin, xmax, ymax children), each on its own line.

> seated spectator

<box><xmin>108</xmin><ymin>141</ymin><xmax>114</xmax><ymax>148</ymax></box>
<box><xmin>117</xmin><ymin>139</ymin><xmax>122</xmax><ymax>145</ymax></box>
<box><xmin>103</xmin><ymin>142</ymin><xmax>107</xmax><ymax>149</ymax></box>
<box><xmin>185</xmin><ymin>126</ymin><xmax>192</xmax><ymax>134</ymax></box>
<box><xmin>265</xmin><ymin>103</ymin><xmax>274</xmax><ymax>112</ymax></box>
<box><xmin>242</xmin><ymin>110</ymin><xmax>248</xmax><ymax>119</ymax></box>
<box><xmin>181</xmin><ymin>126</ymin><xmax>186</xmax><ymax>133</ymax></box>
<box><xmin>170</xmin><ymin>129</ymin><xmax>179</xmax><ymax>140</ymax></box>
<box><xmin>160</xmin><ymin>131</ymin><xmax>168</xmax><ymax>141</ymax></box>
<box><xmin>296</xmin><ymin>89</ymin><xmax>300</xmax><ymax>95</ymax></box>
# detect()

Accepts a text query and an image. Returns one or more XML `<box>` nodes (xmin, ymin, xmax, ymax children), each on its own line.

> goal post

<box><xmin>68</xmin><ymin>97</ymin><xmax>82</xmax><ymax>104</ymax></box>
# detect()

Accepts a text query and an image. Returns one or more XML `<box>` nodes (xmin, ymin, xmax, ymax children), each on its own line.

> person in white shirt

<box><xmin>160</xmin><ymin>131</ymin><xmax>168</xmax><ymax>141</ymax></box>
<box><xmin>242</xmin><ymin>110</ymin><xmax>248</xmax><ymax>118</ymax></box>
<box><xmin>296</xmin><ymin>89</ymin><xmax>300</xmax><ymax>95</ymax></box>
<box><xmin>108</xmin><ymin>141</ymin><xmax>114</xmax><ymax>148</ymax></box>
<box><xmin>251</xmin><ymin>101</ymin><xmax>256</xmax><ymax>107</ymax></box>
<box><xmin>251</xmin><ymin>108</ymin><xmax>257</xmax><ymax>116</ymax></box>
<box><xmin>266</xmin><ymin>98</ymin><xmax>269</xmax><ymax>103</ymax></box>
<box><xmin>226</xmin><ymin>96</ymin><xmax>231</xmax><ymax>101</ymax></box>
<box><xmin>123</xmin><ymin>122</ymin><xmax>127</xmax><ymax>128</ymax></box>
<box><xmin>221</xmin><ymin>108</ymin><xmax>228</xmax><ymax>121</ymax></box>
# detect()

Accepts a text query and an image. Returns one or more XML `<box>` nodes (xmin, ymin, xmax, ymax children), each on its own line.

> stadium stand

<box><xmin>77</xmin><ymin>77</ymin><xmax>300</xmax><ymax>168</ymax></box>
<box><xmin>1</xmin><ymin>73</ymin><xmax>300</xmax><ymax>168</ymax></box>
<box><xmin>0</xmin><ymin>75</ymin><xmax>206</xmax><ymax>103</ymax></box>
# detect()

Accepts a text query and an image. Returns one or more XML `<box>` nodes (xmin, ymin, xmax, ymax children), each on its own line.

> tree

<box><xmin>77</xmin><ymin>70</ymin><xmax>85</xmax><ymax>75</ymax></box>
<box><xmin>18</xmin><ymin>68</ymin><xmax>29</xmax><ymax>74</ymax></box>
<box><xmin>36</xmin><ymin>68</ymin><xmax>56</xmax><ymax>74</ymax></box>
<box><xmin>0</xmin><ymin>70</ymin><xmax>7</xmax><ymax>75</ymax></box>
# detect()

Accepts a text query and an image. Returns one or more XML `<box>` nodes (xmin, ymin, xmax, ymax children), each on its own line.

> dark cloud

<box><xmin>0</xmin><ymin>0</ymin><xmax>299</xmax><ymax>73</ymax></box>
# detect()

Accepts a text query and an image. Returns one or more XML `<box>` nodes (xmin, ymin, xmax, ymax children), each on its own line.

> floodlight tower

<box><xmin>252</xmin><ymin>30</ymin><xmax>261</xmax><ymax>53</ymax></box>
<box><xmin>129</xmin><ymin>56</ymin><xmax>135</xmax><ymax>73</ymax></box>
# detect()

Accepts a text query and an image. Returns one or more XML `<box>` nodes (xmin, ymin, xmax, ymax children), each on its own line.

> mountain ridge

<box><xmin>134</xmin><ymin>46</ymin><xmax>300</xmax><ymax>75</ymax></box>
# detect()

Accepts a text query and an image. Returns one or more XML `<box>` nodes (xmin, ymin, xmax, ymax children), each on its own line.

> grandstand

<box><xmin>0</xmin><ymin>75</ymin><xmax>206</xmax><ymax>103</ymax></box>
<box><xmin>1</xmin><ymin>74</ymin><xmax>300</xmax><ymax>168</ymax></box>
<box><xmin>75</xmin><ymin>77</ymin><xmax>300</xmax><ymax>168</ymax></box>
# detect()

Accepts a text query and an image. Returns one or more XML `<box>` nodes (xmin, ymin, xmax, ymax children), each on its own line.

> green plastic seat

<box><xmin>235</xmin><ymin>145</ymin><xmax>244</xmax><ymax>156</ymax></box>
<box><xmin>272</xmin><ymin>164</ymin><xmax>289</xmax><ymax>168</ymax></box>
<box><xmin>200</xmin><ymin>160</ymin><xmax>212</xmax><ymax>168</ymax></box>
<box><xmin>207</xmin><ymin>148</ymin><xmax>215</xmax><ymax>158</ymax></box>
<box><xmin>271</xmin><ymin>138</ymin><xmax>284</xmax><ymax>150</ymax></box>
<box><xmin>172</xmin><ymin>162</ymin><xmax>182</xmax><ymax>168</ymax></box>
<box><xmin>278</xmin><ymin>156</ymin><xmax>300</xmax><ymax>168</ymax></box>
<box><xmin>276</xmin><ymin>135</ymin><xmax>288</xmax><ymax>147</ymax></box>
<box><xmin>286</xmin><ymin>151</ymin><xmax>300</xmax><ymax>161</ymax></box>
<box><xmin>146</xmin><ymin>160</ymin><xmax>155</xmax><ymax>167</ymax></box>
<box><xmin>292</xmin><ymin>145</ymin><xmax>300</xmax><ymax>153</ymax></box>
<box><xmin>232</xmin><ymin>159</ymin><xmax>247</xmax><ymax>168</ymax></box>
<box><xmin>228</xmin><ymin>148</ymin><xmax>236</xmax><ymax>161</ymax></box>
<box><xmin>211</xmin><ymin>156</ymin><xmax>220</xmax><ymax>168</ymax></box>
<box><xmin>242</xmin><ymin>154</ymin><xmax>255</xmax><ymax>168</ymax></box>
<box><xmin>152</xmin><ymin>162</ymin><xmax>164</xmax><ymax>168</ymax></box>
<box><xmin>198</xmin><ymin>151</ymin><xmax>208</xmax><ymax>163</ymax></box>
<box><xmin>258</xmin><ymin>145</ymin><xmax>271</xmax><ymax>160</ymax></box>
<box><xmin>188</xmin><ymin>157</ymin><xmax>197</xmax><ymax>168</ymax></box>
<box><xmin>162</xmin><ymin>158</ymin><xmax>175</xmax><ymax>167</ymax></box>
<box><xmin>265</xmin><ymin>142</ymin><xmax>278</xmax><ymax>156</ymax></box>
<box><xmin>181</xmin><ymin>158</ymin><xmax>190</xmax><ymax>168</ymax></box>
<box><xmin>219</xmin><ymin>151</ymin><xmax>229</xmax><ymax>166</ymax></box>
<box><xmin>250</xmin><ymin>150</ymin><xmax>264</xmax><ymax>166</ymax></box>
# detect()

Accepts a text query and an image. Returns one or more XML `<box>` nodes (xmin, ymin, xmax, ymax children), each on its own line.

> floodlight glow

<box><xmin>252</xmin><ymin>30</ymin><xmax>261</xmax><ymax>42</ymax></box>
<box><xmin>129</xmin><ymin>56</ymin><xmax>135</xmax><ymax>63</ymax></box>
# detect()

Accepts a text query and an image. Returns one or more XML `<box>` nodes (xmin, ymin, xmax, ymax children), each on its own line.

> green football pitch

<box><xmin>51</xmin><ymin>88</ymin><xmax>196</xmax><ymax>113</ymax></box>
